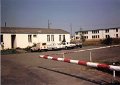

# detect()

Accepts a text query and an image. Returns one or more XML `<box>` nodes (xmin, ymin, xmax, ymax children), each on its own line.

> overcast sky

<box><xmin>1</xmin><ymin>0</ymin><xmax>120</xmax><ymax>34</ymax></box>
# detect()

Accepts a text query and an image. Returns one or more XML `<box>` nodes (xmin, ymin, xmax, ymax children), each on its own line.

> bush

<box><xmin>101</xmin><ymin>38</ymin><xmax>120</xmax><ymax>45</ymax></box>
<box><xmin>112</xmin><ymin>38</ymin><xmax>120</xmax><ymax>44</ymax></box>
<box><xmin>1</xmin><ymin>49</ymin><xmax>17</xmax><ymax>55</ymax></box>
<box><xmin>101</xmin><ymin>37</ymin><xmax>113</xmax><ymax>45</ymax></box>
<box><xmin>83</xmin><ymin>40</ymin><xmax>101</xmax><ymax>46</ymax></box>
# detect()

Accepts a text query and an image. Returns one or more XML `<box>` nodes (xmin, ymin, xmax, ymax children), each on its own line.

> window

<box><xmin>63</xmin><ymin>35</ymin><xmax>65</xmax><ymax>39</ymax></box>
<box><xmin>76</xmin><ymin>37</ymin><xmax>79</xmax><ymax>39</ymax></box>
<box><xmin>116</xmin><ymin>34</ymin><xmax>118</xmax><ymax>38</ymax></box>
<box><xmin>116</xmin><ymin>28</ymin><xmax>118</xmax><ymax>32</ymax></box>
<box><xmin>28</xmin><ymin>35</ymin><xmax>32</xmax><ymax>42</ymax></box>
<box><xmin>92</xmin><ymin>35</ymin><xmax>95</xmax><ymax>39</ymax></box>
<box><xmin>62</xmin><ymin>35</ymin><xmax>66</xmax><ymax>42</ymax></box>
<box><xmin>98</xmin><ymin>35</ymin><xmax>99</xmax><ymax>38</ymax></box>
<box><xmin>92</xmin><ymin>36</ymin><xmax>94</xmax><ymax>38</ymax></box>
<box><xmin>84</xmin><ymin>36</ymin><xmax>86</xmax><ymax>39</ymax></box>
<box><xmin>87</xmin><ymin>36</ymin><xmax>88</xmax><ymax>39</ymax></box>
<box><xmin>92</xmin><ymin>35</ymin><xmax>99</xmax><ymax>39</ymax></box>
<box><xmin>42</xmin><ymin>43</ymin><xmax>46</xmax><ymax>45</ymax></box>
<box><xmin>33</xmin><ymin>35</ymin><xmax>37</xmax><ymax>37</ymax></box>
<box><xmin>82</xmin><ymin>31</ymin><xmax>88</xmax><ymax>34</ymax></box>
<box><xmin>1</xmin><ymin>35</ymin><xmax>3</xmax><ymax>42</ymax></box>
<box><xmin>92</xmin><ymin>30</ymin><xmax>99</xmax><ymax>34</ymax></box>
<box><xmin>105</xmin><ymin>29</ymin><xmax>109</xmax><ymax>33</ymax></box>
<box><xmin>59</xmin><ymin>35</ymin><xmax>61</xmax><ymax>41</ymax></box>
<box><xmin>106</xmin><ymin>35</ymin><xmax>109</xmax><ymax>38</ymax></box>
<box><xmin>47</xmin><ymin>35</ymin><xmax>50</xmax><ymax>41</ymax></box>
<box><xmin>51</xmin><ymin>35</ymin><xmax>54</xmax><ymax>41</ymax></box>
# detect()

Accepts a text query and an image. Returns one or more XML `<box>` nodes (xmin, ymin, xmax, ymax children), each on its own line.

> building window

<box><xmin>51</xmin><ymin>35</ymin><xmax>54</xmax><ymax>41</ymax></box>
<box><xmin>84</xmin><ymin>36</ymin><xmax>86</xmax><ymax>39</ymax></box>
<box><xmin>105</xmin><ymin>29</ymin><xmax>109</xmax><ymax>33</ymax></box>
<box><xmin>33</xmin><ymin>35</ymin><xmax>37</xmax><ymax>37</ymax></box>
<box><xmin>92</xmin><ymin>35</ymin><xmax>99</xmax><ymax>39</ymax></box>
<box><xmin>116</xmin><ymin>28</ymin><xmax>118</xmax><ymax>32</ymax></box>
<box><xmin>1</xmin><ymin>35</ymin><xmax>3</xmax><ymax>42</ymax></box>
<box><xmin>92</xmin><ymin>36</ymin><xmax>93</xmax><ymax>38</ymax></box>
<box><xmin>86</xmin><ymin>36</ymin><xmax>88</xmax><ymax>39</ymax></box>
<box><xmin>98</xmin><ymin>35</ymin><xmax>99</xmax><ymax>38</ymax></box>
<box><xmin>92</xmin><ymin>35</ymin><xmax>95</xmax><ymax>39</ymax></box>
<box><xmin>59</xmin><ymin>35</ymin><xmax>61</xmax><ymax>41</ymax></box>
<box><xmin>82</xmin><ymin>31</ymin><xmax>88</xmax><ymax>34</ymax></box>
<box><xmin>76</xmin><ymin>37</ymin><xmax>79</xmax><ymax>39</ymax></box>
<box><xmin>96</xmin><ymin>35</ymin><xmax>97</xmax><ymax>38</ymax></box>
<box><xmin>47</xmin><ymin>35</ymin><xmax>50</xmax><ymax>41</ymax></box>
<box><xmin>116</xmin><ymin>34</ymin><xmax>118</xmax><ymax>38</ymax></box>
<box><xmin>92</xmin><ymin>30</ymin><xmax>99</xmax><ymax>34</ymax></box>
<box><xmin>63</xmin><ymin>35</ymin><xmax>66</xmax><ymax>42</ymax></box>
<box><xmin>106</xmin><ymin>35</ymin><xmax>109</xmax><ymax>38</ymax></box>
<box><xmin>28</xmin><ymin>35</ymin><xmax>32</xmax><ymax>42</ymax></box>
<box><xmin>84</xmin><ymin>36</ymin><xmax>88</xmax><ymax>39</ymax></box>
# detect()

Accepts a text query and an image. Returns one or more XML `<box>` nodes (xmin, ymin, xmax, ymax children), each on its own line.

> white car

<box><xmin>47</xmin><ymin>43</ymin><xmax>63</xmax><ymax>50</ymax></box>
<box><xmin>61</xmin><ymin>42</ymin><xmax>76</xmax><ymax>49</ymax></box>
<box><xmin>31</xmin><ymin>43</ymin><xmax>47</xmax><ymax>52</ymax></box>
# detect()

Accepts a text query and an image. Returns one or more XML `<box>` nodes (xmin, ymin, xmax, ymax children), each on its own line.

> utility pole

<box><xmin>48</xmin><ymin>19</ymin><xmax>52</xmax><ymax>29</ymax></box>
<box><xmin>48</xmin><ymin>19</ymin><xmax>50</xmax><ymax>29</ymax></box>
<box><xmin>5</xmin><ymin>22</ymin><xmax>6</xmax><ymax>27</ymax></box>
<box><xmin>70</xmin><ymin>23</ymin><xmax>72</xmax><ymax>37</ymax></box>
<box><xmin>79</xmin><ymin>27</ymin><xmax>82</xmax><ymax>39</ymax></box>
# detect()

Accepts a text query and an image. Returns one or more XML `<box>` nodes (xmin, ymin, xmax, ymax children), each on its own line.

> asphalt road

<box><xmin>1</xmin><ymin>45</ymin><xmax>120</xmax><ymax>85</ymax></box>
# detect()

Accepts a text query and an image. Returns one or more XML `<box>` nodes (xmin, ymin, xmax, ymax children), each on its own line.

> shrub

<box><xmin>1</xmin><ymin>49</ymin><xmax>17</xmax><ymax>55</ymax></box>
<box><xmin>112</xmin><ymin>38</ymin><xmax>120</xmax><ymax>44</ymax></box>
<box><xmin>101</xmin><ymin>36</ymin><xmax>113</xmax><ymax>45</ymax></box>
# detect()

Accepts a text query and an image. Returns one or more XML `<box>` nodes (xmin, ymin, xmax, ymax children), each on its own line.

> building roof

<box><xmin>75</xmin><ymin>27</ymin><xmax>120</xmax><ymax>33</ymax></box>
<box><xmin>1</xmin><ymin>27</ymin><xmax>69</xmax><ymax>34</ymax></box>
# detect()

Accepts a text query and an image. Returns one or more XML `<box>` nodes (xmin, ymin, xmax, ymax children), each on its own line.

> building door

<box><xmin>11</xmin><ymin>35</ymin><xmax>16</xmax><ymax>48</ymax></box>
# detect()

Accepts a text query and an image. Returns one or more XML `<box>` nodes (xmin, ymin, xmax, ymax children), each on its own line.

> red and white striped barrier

<box><xmin>39</xmin><ymin>55</ymin><xmax>120</xmax><ymax>71</ymax></box>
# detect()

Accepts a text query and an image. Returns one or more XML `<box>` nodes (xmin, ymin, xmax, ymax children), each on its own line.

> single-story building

<box><xmin>1</xmin><ymin>27</ymin><xmax>70</xmax><ymax>50</ymax></box>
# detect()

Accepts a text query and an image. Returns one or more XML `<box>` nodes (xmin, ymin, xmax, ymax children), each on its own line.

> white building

<box><xmin>1</xmin><ymin>27</ymin><xmax>70</xmax><ymax>49</ymax></box>
<box><xmin>75</xmin><ymin>27</ymin><xmax>120</xmax><ymax>40</ymax></box>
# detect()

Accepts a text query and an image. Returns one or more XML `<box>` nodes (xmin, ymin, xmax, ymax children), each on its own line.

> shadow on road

<box><xmin>37</xmin><ymin>66</ymin><xmax>117</xmax><ymax>85</ymax></box>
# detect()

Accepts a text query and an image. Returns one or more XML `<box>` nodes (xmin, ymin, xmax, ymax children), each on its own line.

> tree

<box><xmin>101</xmin><ymin>36</ymin><xmax>113</xmax><ymax>45</ymax></box>
<box><xmin>80</xmin><ymin>33</ymin><xmax>85</xmax><ymax>42</ymax></box>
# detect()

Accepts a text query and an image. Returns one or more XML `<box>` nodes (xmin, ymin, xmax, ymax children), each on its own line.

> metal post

<box><xmin>113</xmin><ymin>63</ymin><xmax>116</xmax><ymax>80</ymax></box>
<box><xmin>90</xmin><ymin>51</ymin><xmax>92</xmax><ymax>62</ymax></box>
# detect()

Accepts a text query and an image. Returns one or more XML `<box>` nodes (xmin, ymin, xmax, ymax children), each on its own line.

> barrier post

<box><xmin>90</xmin><ymin>51</ymin><xmax>92</xmax><ymax>62</ymax></box>
<box><xmin>113</xmin><ymin>63</ymin><xmax>116</xmax><ymax>80</ymax></box>
<box><xmin>111</xmin><ymin>63</ymin><xmax>116</xmax><ymax>83</ymax></box>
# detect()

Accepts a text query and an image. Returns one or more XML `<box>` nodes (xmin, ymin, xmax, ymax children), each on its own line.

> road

<box><xmin>1</xmin><ymin>46</ymin><xmax>120</xmax><ymax>85</ymax></box>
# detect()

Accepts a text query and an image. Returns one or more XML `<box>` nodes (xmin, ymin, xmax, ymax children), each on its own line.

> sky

<box><xmin>1</xmin><ymin>0</ymin><xmax>120</xmax><ymax>34</ymax></box>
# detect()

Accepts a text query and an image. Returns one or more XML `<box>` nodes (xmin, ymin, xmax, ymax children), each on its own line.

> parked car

<box><xmin>61</xmin><ymin>42</ymin><xmax>76</xmax><ymax>49</ymax></box>
<box><xmin>75</xmin><ymin>42</ymin><xmax>82</xmax><ymax>48</ymax></box>
<box><xmin>47</xmin><ymin>43</ymin><xmax>63</xmax><ymax>50</ymax></box>
<box><xmin>31</xmin><ymin>43</ymin><xmax>47</xmax><ymax>52</ymax></box>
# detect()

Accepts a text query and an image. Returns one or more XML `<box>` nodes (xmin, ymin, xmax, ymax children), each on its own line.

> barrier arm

<box><xmin>39</xmin><ymin>55</ymin><xmax>120</xmax><ymax>71</ymax></box>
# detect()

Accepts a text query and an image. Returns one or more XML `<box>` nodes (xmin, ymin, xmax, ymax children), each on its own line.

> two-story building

<box><xmin>1</xmin><ymin>27</ymin><xmax>70</xmax><ymax>50</ymax></box>
<box><xmin>75</xmin><ymin>27</ymin><xmax>120</xmax><ymax>41</ymax></box>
